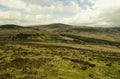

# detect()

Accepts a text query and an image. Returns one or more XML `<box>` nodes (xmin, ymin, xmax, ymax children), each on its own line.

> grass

<box><xmin>0</xmin><ymin>40</ymin><xmax>120</xmax><ymax>79</ymax></box>
<box><xmin>0</xmin><ymin>25</ymin><xmax>120</xmax><ymax>79</ymax></box>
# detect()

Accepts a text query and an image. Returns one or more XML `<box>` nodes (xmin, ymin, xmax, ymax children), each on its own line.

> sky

<box><xmin>0</xmin><ymin>0</ymin><xmax>120</xmax><ymax>26</ymax></box>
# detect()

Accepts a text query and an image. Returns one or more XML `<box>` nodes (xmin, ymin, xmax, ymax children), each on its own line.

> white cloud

<box><xmin>66</xmin><ymin>0</ymin><xmax>120</xmax><ymax>26</ymax></box>
<box><xmin>0</xmin><ymin>0</ymin><xmax>27</xmax><ymax>11</ymax></box>
<box><xmin>0</xmin><ymin>10</ymin><xmax>22</xmax><ymax>20</ymax></box>
<box><xmin>79</xmin><ymin>0</ymin><xmax>85</xmax><ymax>3</ymax></box>
<box><xmin>0</xmin><ymin>0</ymin><xmax>120</xmax><ymax>26</ymax></box>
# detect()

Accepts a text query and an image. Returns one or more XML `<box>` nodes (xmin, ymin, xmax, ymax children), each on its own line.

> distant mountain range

<box><xmin>0</xmin><ymin>23</ymin><xmax>120</xmax><ymax>42</ymax></box>
<box><xmin>1</xmin><ymin>23</ymin><xmax>120</xmax><ymax>33</ymax></box>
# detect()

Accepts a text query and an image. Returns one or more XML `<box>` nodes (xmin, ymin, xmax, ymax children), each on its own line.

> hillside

<box><xmin>0</xmin><ymin>24</ymin><xmax>120</xmax><ymax>79</ymax></box>
<box><xmin>0</xmin><ymin>24</ymin><xmax>45</xmax><ymax>35</ymax></box>
<box><xmin>0</xmin><ymin>24</ymin><xmax>24</xmax><ymax>29</ymax></box>
<box><xmin>31</xmin><ymin>23</ymin><xmax>120</xmax><ymax>42</ymax></box>
<box><xmin>31</xmin><ymin>23</ymin><xmax>120</xmax><ymax>33</ymax></box>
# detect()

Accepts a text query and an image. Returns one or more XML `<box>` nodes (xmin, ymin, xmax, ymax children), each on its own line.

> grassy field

<box><xmin>0</xmin><ymin>24</ymin><xmax>120</xmax><ymax>79</ymax></box>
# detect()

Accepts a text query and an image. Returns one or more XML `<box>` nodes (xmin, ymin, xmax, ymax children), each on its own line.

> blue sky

<box><xmin>0</xmin><ymin>0</ymin><xmax>120</xmax><ymax>26</ymax></box>
<box><xmin>52</xmin><ymin>0</ymin><xmax>93</xmax><ymax>18</ymax></box>
<box><xmin>0</xmin><ymin>4</ymin><xmax>9</xmax><ymax>10</ymax></box>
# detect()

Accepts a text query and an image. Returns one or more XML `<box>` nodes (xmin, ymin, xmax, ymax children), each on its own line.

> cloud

<box><xmin>0</xmin><ymin>0</ymin><xmax>120</xmax><ymax>26</ymax></box>
<box><xmin>67</xmin><ymin>0</ymin><xmax>120</xmax><ymax>26</ymax></box>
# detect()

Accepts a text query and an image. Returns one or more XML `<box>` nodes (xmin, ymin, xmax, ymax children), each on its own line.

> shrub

<box><xmin>106</xmin><ymin>63</ymin><xmax>112</xmax><ymax>67</ymax></box>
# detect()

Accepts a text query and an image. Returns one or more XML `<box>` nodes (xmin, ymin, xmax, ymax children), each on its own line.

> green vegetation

<box><xmin>0</xmin><ymin>24</ymin><xmax>120</xmax><ymax>79</ymax></box>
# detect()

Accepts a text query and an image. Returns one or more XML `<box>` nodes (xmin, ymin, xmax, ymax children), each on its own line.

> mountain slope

<box><xmin>0</xmin><ymin>24</ymin><xmax>24</xmax><ymax>29</ymax></box>
<box><xmin>31</xmin><ymin>23</ymin><xmax>120</xmax><ymax>33</ymax></box>
<box><xmin>0</xmin><ymin>24</ymin><xmax>41</xmax><ymax>35</ymax></box>
<box><xmin>29</xmin><ymin>23</ymin><xmax>120</xmax><ymax>42</ymax></box>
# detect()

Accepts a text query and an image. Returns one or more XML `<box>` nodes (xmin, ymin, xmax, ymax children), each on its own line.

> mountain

<box><xmin>1</xmin><ymin>24</ymin><xmax>119</xmax><ymax>33</ymax></box>
<box><xmin>0</xmin><ymin>24</ymin><xmax>41</xmax><ymax>35</ymax></box>
<box><xmin>29</xmin><ymin>23</ymin><xmax>120</xmax><ymax>42</ymax></box>
<box><xmin>30</xmin><ymin>23</ymin><xmax>120</xmax><ymax>33</ymax></box>
<box><xmin>0</xmin><ymin>24</ymin><xmax>24</xmax><ymax>29</ymax></box>
<box><xmin>31</xmin><ymin>23</ymin><xmax>72</xmax><ymax>28</ymax></box>
<box><xmin>30</xmin><ymin>23</ymin><xmax>72</xmax><ymax>32</ymax></box>
<box><xmin>0</xmin><ymin>23</ymin><xmax>120</xmax><ymax>41</ymax></box>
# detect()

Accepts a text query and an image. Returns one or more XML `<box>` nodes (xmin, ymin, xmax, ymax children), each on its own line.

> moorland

<box><xmin>0</xmin><ymin>23</ymin><xmax>120</xmax><ymax>79</ymax></box>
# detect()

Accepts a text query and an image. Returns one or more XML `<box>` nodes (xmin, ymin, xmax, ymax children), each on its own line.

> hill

<box><xmin>0</xmin><ymin>24</ymin><xmax>41</xmax><ymax>34</ymax></box>
<box><xmin>30</xmin><ymin>23</ymin><xmax>120</xmax><ymax>42</ymax></box>
<box><xmin>31</xmin><ymin>23</ymin><xmax>120</xmax><ymax>33</ymax></box>
<box><xmin>0</xmin><ymin>24</ymin><xmax>24</xmax><ymax>29</ymax></box>
<box><xmin>1</xmin><ymin>24</ymin><xmax>119</xmax><ymax>34</ymax></box>
<box><xmin>0</xmin><ymin>23</ymin><xmax>120</xmax><ymax>79</ymax></box>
